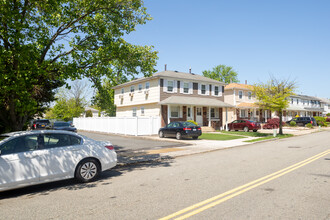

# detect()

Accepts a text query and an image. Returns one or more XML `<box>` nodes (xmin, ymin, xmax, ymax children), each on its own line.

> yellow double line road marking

<box><xmin>160</xmin><ymin>149</ymin><xmax>330</xmax><ymax>220</ymax></box>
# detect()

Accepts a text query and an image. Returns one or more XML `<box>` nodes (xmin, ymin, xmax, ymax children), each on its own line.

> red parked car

<box><xmin>227</xmin><ymin>119</ymin><xmax>261</xmax><ymax>132</ymax></box>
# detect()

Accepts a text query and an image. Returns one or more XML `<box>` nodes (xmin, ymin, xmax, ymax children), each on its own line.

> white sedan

<box><xmin>0</xmin><ymin>130</ymin><xmax>117</xmax><ymax>192</ymax></box>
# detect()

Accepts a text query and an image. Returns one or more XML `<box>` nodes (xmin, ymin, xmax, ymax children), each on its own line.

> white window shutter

<box><xmin>163</xmin><ymin>79</ymin><xmax>167</xmax><ymax>92</ymax></box>
<box><xmin>206</xmin><ymin>84</ymin><xmax>210</xmax><ymax>95</ymax></box>
<box><xmin>174</xmin><ymin>80</ymin><xmax>177</xmax><ymax>93</ymax></box>
<box><xmin>198</xmin><ymin>83</ymin><xmax>201</xmax><ymax>94</ymax></box>
<box><xmin>212</xmin><ymin>85</ymin><xmax>215</xmax><ymax>96</ymax></box>
<box><xmin>219</xmin><ymin>87</ymin><xmax>222</xmax><ymax>96</ymax></box>
<box><xmin>189</xmin><ymin>82</ymin><xmax>193</xmax><ymax>94</ymax></box>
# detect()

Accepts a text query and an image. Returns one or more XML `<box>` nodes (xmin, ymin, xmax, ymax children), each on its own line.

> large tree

<box><xmin>0</xmin><ymin>0</ymin><xmax>157</xmax><ymax>132</ymax></box>
<box><xmin>253</xmin><ymin>77</ymin><xmax>296</xmax><ymax>135</ymax></box>
<box><xmin>202</xmin><ymin>64</ymin><xmax>239</xmax><ymax>84</ymax></box>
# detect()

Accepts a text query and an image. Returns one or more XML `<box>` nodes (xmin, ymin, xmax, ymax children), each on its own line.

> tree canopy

<box><xmin>253</xmin><ymin>77</ymin><xmax>296</xmax><ymax>135</ymax></box>
<box><xmin>202</xmin><ymin>64</ymin><xmax>239</xmax><ymax>84</ymax></box>
<box><xmin>0</xmin><ymin>0</ymin><xmax>158</xmax><ymax>132</ymax></box>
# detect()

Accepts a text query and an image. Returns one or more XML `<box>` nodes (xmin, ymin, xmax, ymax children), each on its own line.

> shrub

<box><xmin>326</xmin><ymin>117</ymin><xmax>330</xmax><ymax>123</ymax></box>
<box><xmin>262</xmin><ymin>118</ymin><xmax>286</xmax><ymax>129</ymax></box>
<box><xmin>290</xmin><ymin>121</ymin><xmax>296</xmax><ymax>127</ymax></box>
<box><xmin>315</xmin><ymin>116</ymin><xmax>326</xmax><ymax>126</ymax></box>
<box><xmin>327</xmin><ymin>113</ymin><xmax>330</xmax><ymax>116</ymax></box>
<box><xmin>306</xmin><ymin>123</ymin><xmax>313</xmax><ymax>129</ymax></box>
<box><xmin>187</xmin><ymin>120</ymin><xmax>198</xmax><ymax>126</ymax></box>
<box><xmin>85</xmin><ymin>110</ymin><xmax>93</xmax><ymax>117</ymax></box>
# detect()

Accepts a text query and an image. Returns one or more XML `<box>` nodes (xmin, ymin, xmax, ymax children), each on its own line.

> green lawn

<box><xmin>220</xmin><ymin>131</ymin><xmax>271</xmax><ymax>137</ymax></box>
<box><xmin>200</xmin><ymin>133</ymin><xmax>247</xmax><ymax>141</ymax></box>
<box><xmin>244</xmin><ymin>134</ymin><xmax>294</xmax><ymax>143</ymax></box>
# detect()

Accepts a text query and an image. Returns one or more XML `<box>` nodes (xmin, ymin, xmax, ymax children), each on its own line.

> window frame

<box><xmin>132</xmin><ymin>107</ymin><xmax>137</xmax><ymax>117</ymax></box>
<box><xmin>201</xmin><ymin>84</ymin><xmax>206</xmax><ymax>95</ymax></box>
<box><xmin>167</xmin><ymin>80</ymin><xmax>174</xmax><ymax>92</ymax></box>
<box><xmin>145</xmin><ymin>82</ymin><xmax>150</xmax><ymax>90</ymax></box>
<box><xmin>170</xmin><ymin>105</ymin><xmax>180</xmax><ymax>118</ymax></box>
<box><xmin>239</xmin><ymin>90</ymin><xmax>243</xmax><ymax>99</ymax></box>
<box><xmin>130</xmin><ymin>86</ymin><xmax>135</xmax><ymax>93</ymax></box>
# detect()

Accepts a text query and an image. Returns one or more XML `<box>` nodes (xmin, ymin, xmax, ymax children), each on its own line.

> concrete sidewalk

<box><xmin>117</xmin><ymin>126</ymin><xmax>330</xmax><ymax>166</ymax></box>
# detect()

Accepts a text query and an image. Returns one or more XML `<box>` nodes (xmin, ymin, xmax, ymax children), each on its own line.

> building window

<box><xmin>170</xmin><ymin>106</ymin><xmax>180</xmax><ymax>118</ymax></box>
<box><xmin>187</xmin><ymin>107</ymin><xmax>191</xmax><ymax>117</ymax></box>
<box><xmin>121</xmin><ymin>88</ymin><xmax>124</xmax><ymax>94</ymax></box>
<box><xmin>132</xmin><ymin>108</ymin><xmax>137</xmax><ymax>117</ymax></box>
<box><xmin>141</xmin><ymin>107</ymin><xmax>144</xmax><ymax>116</ymax></box>
<box><xmin>167</xmin><ymin>81</ymin><xmax>174</xmax><ymax>92</ymax></box>
<box><xmin>130</xmin><ymin>86</ymin><xmax>135</xmax><ymax>93</ymax></box>
<box><xmin>297</xmin><ymin>99</ymin><xmax>299</xmax><ymax>104</ymax></box>
<box><xmin>201</xmin><ymin>84</ymin><xmax>206</xmax><ymax>94</ymax></box>
<box><xmin>138</xmin><ymin>84</ymin><xmax>142</xmax><ymax>91</ymax></box>
<box><xmin>248</xmin><ymin>91</ymin><xmax>252</xmax><ymax>100</ymax></box>
<box><xmin>239</xmin><ymin>91</ymin><xmax>243</xmax><ymax>99</ymax></box>
<box><xmin>214</xmin><ymin>86</ymin><xmax>219</xmax><ymax>96</ymax></box>
<box><xmin>183</xmin><ymin>82</ymin><xmax>189</xmax><ymax>94</ymax></box>
<box><xmin>240</xmin><ymin>109</ymin><xmax>246</xmax><ymax>117</ymax></box>
<box><xmin>291</xmin><ymin>98</ymin><xmax>294</xmax><ymax>104</ymax></box>
<box><xmin>211</xmin><ymin>108</ymin><xmax>215</xmax><ymax>118</ymax></box>
<box><xmin>145</xmin><ymin>82</ymin><xmax>150</xmax><ymax>89</ymax></box>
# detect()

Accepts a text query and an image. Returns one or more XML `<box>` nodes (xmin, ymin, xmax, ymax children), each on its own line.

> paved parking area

<box><xmin>78</xmin><ymin>131</ymin><xmax>188</xmax><ymax>153</ymax></box>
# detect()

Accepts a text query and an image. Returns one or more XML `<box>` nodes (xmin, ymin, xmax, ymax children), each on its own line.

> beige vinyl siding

<box><xmin>114</xmin><ymin>78</ymin><xmax>160</xmax><ymax>107</ymax></box>
<box><xmin>224</xmin><ymin>89</ymin><xmax>235</xmax><ymax>106</ymax></box>
<box><xmin>116</xmin><ymin>103</ymin><xmax>161</xmax><ymax>117</ymax></box>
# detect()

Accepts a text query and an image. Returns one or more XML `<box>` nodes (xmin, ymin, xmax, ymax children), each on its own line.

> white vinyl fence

<box><xmin>73</xmin><ymin>116</ymin><xmax>161</xmax><ymax>136</ymax></box>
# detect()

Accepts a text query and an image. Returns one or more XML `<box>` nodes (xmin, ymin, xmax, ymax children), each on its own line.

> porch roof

<box><xmin>160</xmin><ymin>96</ymin><xmax>233</xmax><ymax>108</ymax></box>
<box><xmin>304</xmin><ymin>107</ymin><xmax>323</xmax><ymax>112</ymax></box>
<box><xmin>237</xmin><ymin>102</ymin><xmax>258</xmax><ymax>108</ymax></box>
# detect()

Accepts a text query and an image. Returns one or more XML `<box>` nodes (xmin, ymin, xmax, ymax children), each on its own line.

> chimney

<box><xmin>245</xmin><ymin>80</ymin><xmax>247</xmax><ymax>85</ymax></box>
<box><xmin>189</xmin><ymin>67</ymin><xmax>191</xmax><ymax>73</ymax></box>
<box><xmin>164</xmin><ymin>64</ymin><xmax>167</xmax><ymax>71</ymax></box>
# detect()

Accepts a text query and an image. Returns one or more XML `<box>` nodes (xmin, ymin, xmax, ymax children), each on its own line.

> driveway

<box><xmin>78</xmin><ymin>131</ymin><xmax>188</xmax><ymax>153</ymax></box>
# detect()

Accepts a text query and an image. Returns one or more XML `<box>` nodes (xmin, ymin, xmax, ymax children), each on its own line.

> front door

<box><xmin>196</xmin><ymin>107</ymin><xmax>203</xmax><ymax>126</ymax></box>
<box><xmin>187</xmin><ymin>107</ymin><xmax>193</xmax><ymax>121</ymax></box>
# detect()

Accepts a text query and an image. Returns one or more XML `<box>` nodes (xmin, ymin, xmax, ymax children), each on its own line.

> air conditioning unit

<box><xmin>144</xmin><ymin>89</ymin><xmax>149</xmax><ymax>94</ymax></box>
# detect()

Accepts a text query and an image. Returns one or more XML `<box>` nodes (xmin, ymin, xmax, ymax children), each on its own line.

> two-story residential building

<box><xmin>283</xmin><ymin>95</ymin><xmax>324</xmax><ymax>121</ymax></box>
<box><xmin>112</xmin><ymin>70</ymin><xmax>233</xmax><ymax>130</ymax></box>
<box><xmin>224</xmin><ymin>83</ymin><xmax>272</xmax><ymax>123</ymax></box>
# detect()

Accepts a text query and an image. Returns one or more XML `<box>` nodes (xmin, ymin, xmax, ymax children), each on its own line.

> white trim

<box><xmin>163</xmin><ymin>79</ymin><xmax>168</xmax><ymax>92</ymax></box>
<box><xmin>198</xmin><ymin>83</ymin><xmax>201</xmax><ymax>95</ymax></box>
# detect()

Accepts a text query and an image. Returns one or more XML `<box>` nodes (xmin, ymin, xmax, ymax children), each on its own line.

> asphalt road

<box><xmin>78</xmin><ymin>131</ymin><xmax>187</xmax><ymax>153</ymax></box>
<box><xmin>0</xmin><ymin>131</ymin><xmax>329</xmax><ymax>219</ymax></box>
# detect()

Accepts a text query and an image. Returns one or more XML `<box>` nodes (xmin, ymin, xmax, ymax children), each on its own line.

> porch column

<box><xmin>225</xmin><ymin>107</ymin><xmax>228</xmax><ymax>131</ymax></box>
<box><xmin>208</xmin><ymin>107</ymin><xmax>211</xmax><ymax>127</ymax></box>
<box><xmin>167</xmin><ymin>105</ymin><xmax>170</xmax><ymax>123</ymax></box>
<box><xmin>265</xmin><ymin>110</ymin><xmax>268</xmax><ymax>122</ymax></box>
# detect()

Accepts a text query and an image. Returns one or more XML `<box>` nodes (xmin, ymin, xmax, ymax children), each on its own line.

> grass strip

<box><xmin>200</xmin><ymin>133</ymin><xmax>246</xmax><ymax>141</ymax></box>
<box><xmin>244</xmin><ymin>134</ymin><xmax>294</xmax><ymax>143</ymax></box>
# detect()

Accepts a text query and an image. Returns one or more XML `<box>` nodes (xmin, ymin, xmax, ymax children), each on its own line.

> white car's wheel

<box><xmin>159</xmin><ymin>131</ymin><xmax>164</xmax><ymax>138</ymax></box>
<box><xmin>75</xmin><ymin>159</ymin><xmax>100</xmax><ymax>183</ymax></box>
<box><xmin>243</xmin><ymin>126</ymin><xmax>249</xmax><ymax>132</ymax></box>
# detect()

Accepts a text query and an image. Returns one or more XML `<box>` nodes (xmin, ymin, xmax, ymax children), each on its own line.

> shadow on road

<box><xmin>0</xmin><ymin>158</ymin><xmax>174</xmax><ymax>200</ymax></box>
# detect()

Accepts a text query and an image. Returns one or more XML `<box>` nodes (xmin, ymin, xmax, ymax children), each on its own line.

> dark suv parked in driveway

<box><xmin>286</xmin><ymin>117</ymin><xmax>317</xmax><ymax>126</ymax></box>
<box><xmin>31</xmin><ymin>119</ymin><xmax>51</xmax><ymax>130</ymax></box>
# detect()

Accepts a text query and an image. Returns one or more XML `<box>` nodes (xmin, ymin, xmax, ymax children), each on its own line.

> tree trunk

<box><xmin>279</xmin><ymin>110</ymin><xmax>283</xmax><ymax>135</ymax></box>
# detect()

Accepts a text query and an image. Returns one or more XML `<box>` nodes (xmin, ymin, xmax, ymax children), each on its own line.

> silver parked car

<box><xmin>0</xmin><ymin>130</ymin><xmax>117</xmax><ymax>192</ymax></box>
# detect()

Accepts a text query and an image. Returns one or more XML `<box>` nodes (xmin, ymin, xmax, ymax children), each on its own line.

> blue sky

<box><xmin>123</xmin><ymin>0</ymin><xmax>330</xmax><ymax>98</ymax></box>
